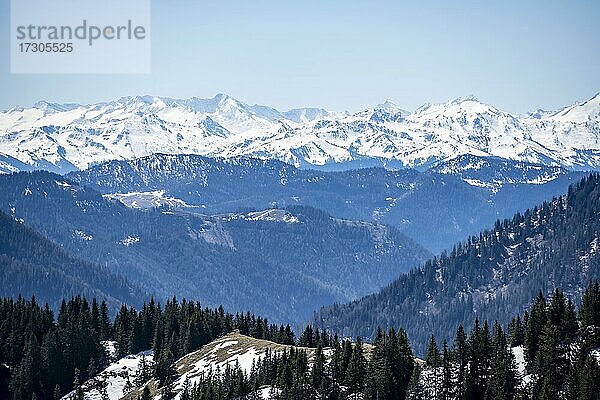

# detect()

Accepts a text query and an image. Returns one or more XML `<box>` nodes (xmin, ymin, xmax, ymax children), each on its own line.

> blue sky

<box><xmin>1</xmin><ymin>0</ymin><xmax>599</xmax><ymax>113</ymax></box>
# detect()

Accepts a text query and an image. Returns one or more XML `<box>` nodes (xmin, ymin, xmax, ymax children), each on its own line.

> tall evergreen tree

<box><xmin>485</xmin><ymin>323</ymin><xmax>517</xmax><ymax>400</ymax></box>
<box><xmin>345</xmin><ymin>337</ymin><xmax>366</xmax><ymax>398</ymax></box>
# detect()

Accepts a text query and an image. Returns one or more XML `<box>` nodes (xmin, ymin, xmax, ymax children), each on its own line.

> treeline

<box><xmin>164</xmin><ymin>282</ymin><xmax>600</xmax><ymax>400</ymax></box>
<box><xmin>0</xmin><ymin>295</ymin><xmax>298</xmax><ymax>400</ymax></box>
<box><xmin>3</xmin><ymin>281</ymin><xmax>600</xmax><ymax>400</ymax></box>
<box><xmin>171</xmin><ymin>329</ymin><xmax>413</xmax><ymax>400</ymax></box>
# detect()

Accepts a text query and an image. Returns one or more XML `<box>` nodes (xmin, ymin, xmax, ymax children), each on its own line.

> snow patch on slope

<box><xmin>61</xmin><ymin>350</ymin><xmax>154</xmax><ymax>400</ymax></box>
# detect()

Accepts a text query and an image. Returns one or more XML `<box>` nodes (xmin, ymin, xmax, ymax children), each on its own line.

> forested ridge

<box><xmin>0</xmin><ymin>209</ymin><xmax>144</xmax><ymax>310</ymax></box>
<box><xmin>0</xmin><ymin>295</ymin><xmax>299</xmax><ymax>400</ymax></box>
<box><xmin>316</xmin><ymin>174</ymin><xmax>600</xmax><ymax>354</ymax></box>
<box><xmin>68</xmin><ymin>153</ymin><xmax>584</xmax><ymax>253</ymax></box>
<box><xmin>0</xmin><ymin>171</ymin><xmax>429</xmax><ymax>323</ymax></box>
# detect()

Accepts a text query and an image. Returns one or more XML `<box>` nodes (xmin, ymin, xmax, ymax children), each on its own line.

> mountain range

<box><xmin>1</xmin><ymin>92</ymin><xmax>599</xmax><ymax>173</ymax></box>
<box><xmin>2</xmin><ymin>91</ymin><xmax>600</xmax><ymax>342</ymax></box>
<box><xmin>65</xmin><ymin>153</ymin><xmax>585</xmax><ymax>253</ymax></box>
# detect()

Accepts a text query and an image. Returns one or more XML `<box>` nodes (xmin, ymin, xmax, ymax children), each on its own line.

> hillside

<box><xmin>67</xmin><ymin>153</ymin><xmax>585</xmax><ymax>252</ymax></box>
<box><xmin>0</xmin><ymin>209</ymin><xmax>144</xmax><ymax>309</ymax></box>
<box><xmin>65</xmin><ymin>331</ymin><xmax>377</xmax><ymax>400</ymax></box>
<box><xmin>0</xmin><ymin>171</ymin><xmax>430</xmax><ymax>323</ymax></box>
<box><xmin>314</xmin><ymin>174</ymin><xmax>600</xmax><ymax>354</ymax></box>
<box><xmin>123</xmin><ymin>332</ymin><xmax>337</xmax><ymax>400</ymax></box>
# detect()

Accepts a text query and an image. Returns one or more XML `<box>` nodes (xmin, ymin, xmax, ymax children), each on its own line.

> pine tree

<box><xmin>299</xmin><ymin>325</ymin><xmax>315</xmax><ymax>348</ymax></box>
<box><xmin>73</xmin><ymin>368</ymin><xmax>84</xmax><ymax>400</ymax></box>
<box><xmin>425</xmin><ymin>335</ymin><xmax>441</xmax><ymax>399</ymax></box>
<box><xmin>181</xmin><ymin>376</ymin><xmax>191</xmax><ymax>400</ymax></box>
<box><xmin>139</xmin><ymin>386</ymin><xmax>152</xmax><ymax>400</ymax></box>
<box><xmin>579</xmin><ymin>280</ymin><xmax>600</xmax><ymax>351</ymax></box>
<box><xmin>577</xmin><ymin>354</ymin><xmax>600</xmax><ymax>400</ymax></box>
<box><xmin>345</xmin><ymin>337</ymin><xmax>366</xmax><ymax>398</ymax></box>
<box><xmin>395</xmin><ymin>329</ymin><xmax>415</xmax><ymax>400</ymax></box>
<box><xmin>453</xmin><ymin>325</ymin><xmax>469</xmax><ymax>399</ymax></box>
<box><xmin>365</xmin><ymin>334</ymin><xmax>395</xmax><ymax>400</ymax></box>
<box><xmin>406</xmin><ymin>365</ymin><xmax>425</xmax><ymax>400</ymax></box>
<box><xmin>533</xmin><ymin>324</ymin><xmax>560</xmax><ymax>399</ymax></box>
<box><xmin>311</xmin><ymin>344</ymin><xmax>326</xmax><ymax>393</ymax></box>
<box><xmin>464</xmin><ymin>318</ymin><xmax>491</xmax><ymax>400</ymax></box>
<box><xmin>525</xmin><ymin>292</ymin><xmax>547</xmax><ymax>369</ymax></box>
<box><xmin>485</xmin><ymin>323</ymin><xmax>517</xmax><ymax>400</ymax></box>
<box><xmin>425</xmin><ymin>335</ymin><xmax>441</xmax><ymax>368</ymax></box>
<box><xmin>154</xmin><ymin>348</ymin><xmax>177</xmax><ymax>392</ymax></box>
<box><xmin>9</xmin><ymin>334</ymin><xmax>41</xmax><ymax>400</ymax></box>
<box><xmin>507</xmin><ymin>316</ymin><xmax>524</xmax><ymax>347</ymax></box>
<box><xmin>440</xmin><ymin>341</ymin><xmax>452</xmax><ymax>400</ymax></box>
<box><xmin>87</xmin><ymin>358</ymin><xmax>97</xmax><ymax>381</ymax></box>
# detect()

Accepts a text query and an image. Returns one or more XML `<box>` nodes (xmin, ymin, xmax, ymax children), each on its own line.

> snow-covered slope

<box><xmin>428</xmin><ymin>154</ymin><xmax>570</xmax><ymax>189</ymax></box>
<box><xmin>103</xmin><ymin>190</ymin><xmax>190</xmax><ymax>209</ymax></box>
<box><xmin>62</xmin><ymin>346</ymin><xmax>154</xmax><ymax>400</ymax></box>
<box><xmin>122</xmin><ymin>332</ymin><xmax>340</xmax><ymax>400</ymax></box>
<box><xmin>2</xmin><ymin>93</ymin><xmax>599</xmax><ymax>172</ymax></box>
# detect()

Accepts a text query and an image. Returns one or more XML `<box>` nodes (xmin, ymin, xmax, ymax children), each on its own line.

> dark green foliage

<box><xmin>485</xmin><ymin>323</ymin><xmax>517</xmax><ymax>400</ymax></box>
<box><xmin>365</xmin><ymin>328</ymin><xmax>415</xmax><ymax>400</ymax></box>
<box><xmin>507</xmin><ymin>315</ymin><xmax>525</xmax><ymax>347</ymax></box>
<box><xmin>580</xmin><ymin>280</ymin><xmax>600</xmax><ymax>350</ymax></box>
<box><xmin>425</xmin><ymin>335</ymin><xmax>440</xmax><ymax>368</ymax></box>
<box><xmin>3</xmin><ymin>281</ymin><xmax>600</xmax><ymax>399</ymax></box>
<box><xmin>0</xmin><ymin>297</ymin><xmax>106</xmax><ymax>400</ymax></box>
<box><xmin>464</xmin><ymin>319</ymin><xmax>493</xmax><ymax>399</ymax></box>
<box><xmin>345</xmin><ymin>337</ymin><xmax>366</xmax><ymax>396</ymax></box>
<box><xmin>525</xmin><ymin>292</ymin><xmax>547</xmax><ymax>368</ymax></box>
<box><xmin>0</xmin><ymin>295</ymin><xmax>304</xmax><ymax>400</ymax></box>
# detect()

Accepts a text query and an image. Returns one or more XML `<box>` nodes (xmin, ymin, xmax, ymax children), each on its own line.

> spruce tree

<box><xmin>525</xmin><ymin>292</ymin><xmax>547</xmax><ymax>371</ymax></box>
<box><xmin>440</xmin><ymin>341</ymin><xmax>452</xmax><ymax>400</ymax></box>
<box><xmin>406</xmin><ymin>365</ymin><xmax>425</xmax><ymax>400</ymax></box>
<box><xmin>577</xmin><ymin>354</ymin><xmax>600</xmax><ymax>400</ymax></box>
<box><xmin>311</xmin><ymin>344</ymin><xmax>326</xmax><ymax>392</ymax></box>
<box><xmin>345</xmin><ymin>337</ymin><xmax>366</xmax><ymax>398</ymax></box>
<box><xmin>397</xmin><ymin>329</ymin><xmax>415</xmax><ymax>400</ymax></box>
<box><xmin>453</xmin><ymin>325</ymin><xmax>469</xmax><ymax>399</ymax></box>
<box><xmin>365</xmin><ymin>335</ymin><xmax>395</xmax><ymax>400</ymax></box>
<box><xmin>485</xmin><ymin>323</ymin><xmax>517</xmax><ymax>400</ymax></box>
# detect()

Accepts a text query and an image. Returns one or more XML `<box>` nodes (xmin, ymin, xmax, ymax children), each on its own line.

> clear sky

<box><xmin>1</xmin><ymin>0</ymin><xmax>599</xmax><ymax>113</ymax></box>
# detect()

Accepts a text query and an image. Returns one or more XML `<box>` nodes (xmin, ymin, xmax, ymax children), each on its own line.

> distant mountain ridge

<box><xmin>1</xmin><ymin>92</ymin><xmax>599</xmax><ymax>173</ymax></box>
<box><xmin>0</xmin><ymin>171</ymin><xmax>430</xmax><ymax>322</ymax></box>
<box><xmin>66</xmin><ymin>153</ymin><xmax>586</xmax><ymax>252</ymax></box>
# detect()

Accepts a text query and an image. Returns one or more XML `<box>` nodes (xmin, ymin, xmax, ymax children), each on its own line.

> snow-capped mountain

<box><xmin>1</xmin><ymin>92</ymin><xmax>599</xmax><ymax>172</ymax></box>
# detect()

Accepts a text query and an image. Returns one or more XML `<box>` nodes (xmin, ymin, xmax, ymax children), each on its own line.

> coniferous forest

<box><xmin>1</xmin><ymin>280</ymin><xmax>600</xmax><ymax>400</ymax></box>
<box><xmin>1</xmin><ymin>0</ymin><xmax>599</xmax><ymax>398</ymax></box>
<box><xmin>316</xmin><ymin>174</ymin><xmax>600</xmax><ymax>354</ymax></box>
